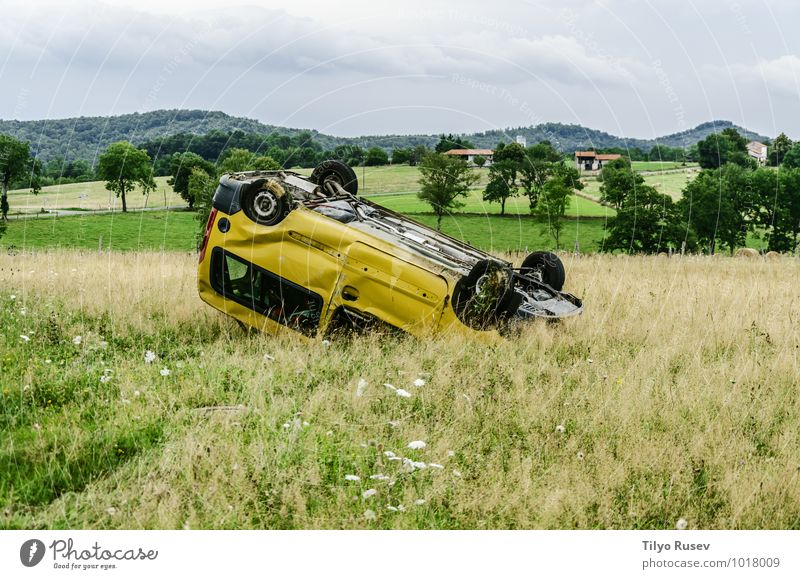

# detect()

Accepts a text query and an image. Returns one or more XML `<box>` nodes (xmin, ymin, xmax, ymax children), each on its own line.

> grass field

<box><xmin>581</xmin><ymin>169</ymin><xmax>699</xmax><ymax>201</ymax></box>
<box><xmin>0</xmin><ymin>211</ymin><xmax>199</xmax><ymax>252</ymax></box>
<box><xmin>1</xmin><ymin>250</ymin><xmax>798</xmax><ymax>529</ymax></box>
<box><xmin>7</xmin><ymin>177</ymin><xmax>182</xmax><ymax>214</ymax></box>
<box><xmin>630</xmin><ymin>161</ymin><xmax>698</xmax><ymax>172</ymax></box>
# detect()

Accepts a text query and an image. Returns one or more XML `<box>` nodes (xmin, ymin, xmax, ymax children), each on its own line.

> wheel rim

<box><xmin>252</xmin><ymin>190</ymin><xmax>279</xmax><ymax>221</ymax></box>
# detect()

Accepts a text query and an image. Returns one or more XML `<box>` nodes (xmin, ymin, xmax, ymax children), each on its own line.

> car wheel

<box><xmin>521</xmin><ymin>251</ymin><xmax>565</xmax><ymax>291</ymax></box>
<box><xmin>311</xmin><ymin>160</ymin><xmax>359</xmax><ymax>196</ymax></box>
<box><xmin>452</xmin><ymin>260</ymin><xmax>516</xmax><ymax>328</ymax></box>
<box><xmin>242</xmin><ymin>182</ymin><xmax>291</xmax><ymax>226</ymax></box>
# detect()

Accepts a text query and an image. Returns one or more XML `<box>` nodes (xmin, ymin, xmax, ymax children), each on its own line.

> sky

<box><xmin>1</xmin><ymin>0</ymin><xmax>799</xmax><ymax>140</ymax></box>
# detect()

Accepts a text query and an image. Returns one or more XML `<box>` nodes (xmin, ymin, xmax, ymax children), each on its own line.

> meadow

<box><xmin>1</xmin><ymin>250</ymin><xmax>798</xmax><ymax>529</ymax></box>
<box><xmin>7</xmin><ymin>176</ymin><xmax>180</xmax><ymax>214</ymax></box>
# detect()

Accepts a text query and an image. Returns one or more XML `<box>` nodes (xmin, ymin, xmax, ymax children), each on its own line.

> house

<box><xmin>574</xmin><ymin>151</ymin><xmax>622</xmax><ymax>172</ymax></box>
<box><xmin>444</xmin><ymin>149</ymin><xmax>494</xmax><ymax>166</ymax></box>
<box><xmin>747</xmin><ymin>141</ymin><xmax>768</xmax><ymax>165</ymax></box>
<box><xmin>515</xmin><ymin>135</ymin><xmax>527</xmax><ymax>148</ymax></box>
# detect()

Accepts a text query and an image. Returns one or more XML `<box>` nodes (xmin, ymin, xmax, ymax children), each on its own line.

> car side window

<box><xmin>210</xmin><ymin>248</ymin><xmax>322</xmax><ymax>336</ymax></box>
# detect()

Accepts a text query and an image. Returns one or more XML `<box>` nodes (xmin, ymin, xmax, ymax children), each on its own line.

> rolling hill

<box><xmin>0</xmin><ymin>109</ymin><xmax>770</xmax><ymax>163</ymax></box>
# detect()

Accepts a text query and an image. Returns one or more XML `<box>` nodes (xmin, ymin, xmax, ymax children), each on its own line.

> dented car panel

<box><xmin>197</xmin><ymin>163</ymin><xmax>582</xmax><ymax>340</ymax></box>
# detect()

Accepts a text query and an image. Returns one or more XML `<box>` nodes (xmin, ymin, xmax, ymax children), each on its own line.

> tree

<box><xmin>751</xmin><ymin>166</ymin><xmax>800</xmax><ymax>253</ymax></box>
<box><xmin>472</xmin><ymin>155</ymin><xmax>486</xmax><ymax>168</ymax></box>
<box><xmin>391</xmin><ymin>148</ymin><xmax>411</xmax><ymax>165</ymax></box>
<box><xmin>534</xmin><ymin>165</ymin><xmax>581</xmax><ymax>249</ymax></box>
<box><xmin>678</xmin><ymin>164</ymin><xmax>755</xmax><ymax>254</ymax></box>
<box><xmin>168</xmin><ymin>152</ymin><xmax>216</xmax><ymax>209</ymax></box>
<box><xmin>409</xmin><ymin>145</ymin><xmax>429</xmax><ymax>166</ymax></box>
<box><xmin>768</xmin><ymin>132</ymin><xmax>792</xmax><ymax>166</ymax></box>
<box><xmin>603</xmin><ymin>185</ymin><xmax>692</xmax><ymax>253</ymax></box>
<box><xmin>780</xmin><ymin>142</ymin><xmax>800</xmax><ymax>169</ymax></box>
<box><xmin>434</xmin><ymin>134</ymin><xmax>475</xmax><ymax>153</ymax></box>
<box><xmin>598</xmin><ymin>158</ymin><xmax>644</xmax><ymax>209</ymax></box>
<box><xmin>190</xmin><ymin>167</ymin><xmax>219</xmax><ymax>244</ymax></box>
<box><xmin>218</xmin><ymin>148</ymin><xmax>257</xmax><ymax>174</ymax></box>
<box><xmin>483</xmin><ymin>143</ymin><xmax>524</xmax><ymax>215</ymax></box>
<box><xmin>519</xmin><ymin>141</ymin><xmax>563</xmax><ymax>210</ymax></box>
<box><xmin>96</xmin><ymin>141</ymin><xmax>156</xmax><ymax>213</ymax></box>
<box><xmin>696</xmin><ymin>129</ymin><xmax>751</xmax><ymax>169</ymax></box>
<box><xmin>365</xmin><ymin>147</ymin><xmax>389</xmax><ymax>166</ymax></box>
<box><xmin>417</xmin><ymin>153</ymin><xmax>479</xmax><ymax>230</ymax></box>
<box><xmin>0</xmin><ymin>134</ymin><xmax>40</xmax><ymax>220</ymax></box>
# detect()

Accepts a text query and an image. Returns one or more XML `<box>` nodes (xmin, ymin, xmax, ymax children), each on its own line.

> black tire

<box><xmin>310</xmin><ymin>160</ymin><xmax>359</xmax><ymax>196</ymax></box>
<box><xmin>452</xmin><ymin>260</ymin><xmax>516</xmax><ymax>328</ymax></box>
<box><xmin>521</xmin><ymin>251</ymin><xmax>565</xmax><ymax>291</ymax></box>
<box><xmin>241</xmin><ymin>182</ymin><xmax>291</xmax><ymax>226</ymax></box>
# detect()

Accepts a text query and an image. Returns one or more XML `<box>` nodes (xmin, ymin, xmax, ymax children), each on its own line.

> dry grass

<box><xmin>1</xmin><ymin>250</ymin><xmax>799</xmax><ymax>529</ymax></box>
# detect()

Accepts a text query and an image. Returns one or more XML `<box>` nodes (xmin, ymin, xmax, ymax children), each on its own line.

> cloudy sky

<box><xmin>2</xmin><ymin>0</ymin><xmax>799</xmax><ymax>139</ymax></box>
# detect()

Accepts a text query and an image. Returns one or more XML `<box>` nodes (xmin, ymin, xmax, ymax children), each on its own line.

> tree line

<box><xmin>602</xmin><ymin>128</ymin><xmax>800</xmax><ymax>254</ymax></box>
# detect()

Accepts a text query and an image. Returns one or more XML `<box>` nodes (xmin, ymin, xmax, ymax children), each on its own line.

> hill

<box><xmin>0</xmin><ymin>109</ymin><xmax>770</xmax><ymax>163</ymax></box>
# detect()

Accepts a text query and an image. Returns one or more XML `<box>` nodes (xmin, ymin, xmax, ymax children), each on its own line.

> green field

<box><xmin>7</xmin><ymin>176</ymin><xmax>182</xmax><ymax>214</ymax></box>
<box><xmin>581</xmin><ymin>169</ymin><xmax>699</xmax><ymax>201</ymax></box>
<box><xmin>630</xmin><ymin>161</ymin><xmax>698</xmax><ymax>172</ymax></box>
<box><xmin>365</xmin><ymin>189</ymin><xmax>613</xmax><ymax>218</ymax></box>
<box><xmin>1</xmin><ymin>211</ymin><xmax>199</xmax><ymax>252</ymax></box>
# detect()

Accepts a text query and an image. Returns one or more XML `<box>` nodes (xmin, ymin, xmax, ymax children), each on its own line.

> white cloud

<box><xmin>732</xmin><ymin>55</ymin><xmax>800</xmax><ymax>98</ymax></box>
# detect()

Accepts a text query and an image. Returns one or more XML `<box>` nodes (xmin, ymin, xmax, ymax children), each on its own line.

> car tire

<box><xmin>521</xmin><ymin>251</ymin><xmax>565</xmax><ymax>291</ymax></box>
<box><xmin>241</xmin><ymin>182</ymin><xmax>291</xmax><ymax>226</ymax></box>
<box><xmin>452</xmin><ymin>260</ymin><xmax>516</xmax><ymax>328</ymax></box>
<box><xmin>310</xmin><ymin>160</ymin><xmax>359</xmax><ymax>196</ymax></box>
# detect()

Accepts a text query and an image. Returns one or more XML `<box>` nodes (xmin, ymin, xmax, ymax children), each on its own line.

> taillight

<box><xmin>199</xmin><ymin>208</ymin><xmax>218</xmax><ymax>264</ymax></box>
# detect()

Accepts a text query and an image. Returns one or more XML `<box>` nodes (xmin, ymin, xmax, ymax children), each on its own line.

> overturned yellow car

<box><xmin>197</xmin><ymin>160</ymin><xmax>582</xmax><ymax>339</ymax></box>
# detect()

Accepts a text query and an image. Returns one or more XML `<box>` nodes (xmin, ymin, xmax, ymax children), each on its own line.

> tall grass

<box><xmin>1</xmin><ymin>250</ymin><xmax>798</xmax><ymax>529</ymax></box>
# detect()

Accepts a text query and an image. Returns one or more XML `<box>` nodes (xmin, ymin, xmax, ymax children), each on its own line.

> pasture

<box><xmin>1</xmin><ymin>250</ymin><xmax>798</xmax><ymax>529</ymax></box>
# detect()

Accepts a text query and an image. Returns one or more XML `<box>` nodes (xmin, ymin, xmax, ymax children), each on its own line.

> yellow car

<box><xmin>197</xmin><ymin>160</ymin><xmax>582</xmax><ymax>340</ymax></box>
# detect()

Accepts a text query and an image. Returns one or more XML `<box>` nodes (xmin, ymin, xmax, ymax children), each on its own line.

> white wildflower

<box><xmin>383</xmin><ymin>451</ymin><xmax>397</xmax><ymax>458</ymax></box>
<box><xmin>414</xmin><ymin>499</ymin><xmax>426</xmax><ymax>506</ymax></box>
<box><xmin>321</xmin><ymin>339</ymin><xmax>331</xmax><ymax>347</ymax></box>
<box><xmin>263</xmin><ymin>353</ymin><xmax>275</xmax><ymax>362</ymax></box>
<box><xmin>45</xmin><ymin>359</ymin><xmax>51</xmax><ymax>364</ymax></box>
<box><xmin>397</xmin><ymin>504</ymin><xmax>406</xmax><ymax>512</ymax></box>
<box><xmin>388</xmin><ymin>420</ymin><xmax>399</xmax><ymax>428</ymax></box>
<box><xmin>447</xmin><ymin>450</ymin><xmax>455</xmax><ymax>457</ymax></box>
<box><xmin>362</xmin><ymin>489</ymin><xmax>377</xmax><ymax>499</ymax></box>
<box><xmin>72</xmin><ymin>335</ymin><xmax>82</xmax><ymax>345</ymax></box>
<box><xmin>577</xmin><ymin>452</ymin><xmax>585</xmax><ymax>460</ymax></box>
<box><xmin>407</xmin><ymin>440</ymin><xmax>427</xmax><ymax>450</ymax></box>
<box><xmin>9</xmin><ymin>294</ymin><xmax>16</xmax><ymax>300</ymax></box>
<box><xmin>344</xmin><ymin>474</ymin><xmax>360</xmax><ymax>482</ymax></box>
<box><xmin>356</xmin><ymin>378</ymin><xmax>367</xmax><ymax>397</ymax></box>
<box><xmin>32</xmin><ymin>422</ymin><xmax>41</xmax><ymax>431</ymax></box>
<box><xmin>100</xmin><ymin>375</ymin><xmax>112</xmax><ymax>384</ymax></box>
<box><xmin>159</xmin><ymin>367</ymin><xmax>171</xmax><ymax>377</ymax></box>
<box><xmin>413</xmin><ymin>378</ymin><xmax>426</xmax><ymax>387</ymax></box>
<box><xmin>383</xmin><ymin>383</ymin><xmax>396</xmax><ymax>391</ymax></box>
<box><xmin>411</xmin><ymin>461</ymin><xmax>427</xmax><ymax>470</ymax></box>
<box><xmin>144</xmin><ymin>350</ymin><xmax>156</xmax><ymax>364</ymax></box>
<box><xmin>386</xmin><ymin>505</ymin><xmax>398</xmax><ymax>512</ymax></box>
<box><xmin>282</xmin><ymin>423</ymin><xmax>291</xmax><ymax>430</ymax></box>
<box><xmin>370</xmin><ymin>474</ymin><xmax>390</xmax><ymax>481</ymax></box>
<box><xmin>19</xmin><ymin>335</ymin><xmax>30</xmax><ymax>342</ymax></box>
<box><xmin>428</xmin><ymin>463</ymin><xmax>444</xmax><ymax>469</ymax></box>
<box><xmin>105</xmin><ymin>507</ymin><xmax>117</xmax><ymax>515</ymax></box>
<box><xmin>587</xmin><ymin>358</ymin><xmax>593</xmax><ymax>364</ymax></box>
<box><xmin>23</xmin><ymin>385</ymin><xmax>31</xmax><ymax>392</ymax></box>
<box><xmin>395</xmin><ymin>389</ymin><xmax>412</xmax><ymax>398</ymax></box>
<box><xmin>555</xmin><ymin>424</ymin><xmax>565</xmax><ymax>433</ymax></box>
<box><xmin>133</xmin><ymin>390</ymin><xmax>141</xmax><ymax>397</ymax></box>
<box><xmin>364</xmin><ymin>509</ymin><xmax>376</xmax><ymax>521</ymax></box>
<box><xmin>302</xmin><ymin>421</ymin><xmax>310</xmax><ymax>427</ymax></box>
<box><xmin>387</xmin><ymin>456</ymin><xmax>402</xmax><ymax>462</ymax></box>
<box><xmin>452</xmin><ymin>470</ymin><xmax>462</xmax><ymax>478</ymax></box>
<box><xmin>99</xmin><ymin>341</ymin><xmax>108</xmax><ymax>348</ymax></box>
<box><xmin>120</xmin><ymin>398</ymin><xmax>130</xmax><ymax>405</ymax></box>
<box><xmin>676</xmin><ymin>518</ymin><xmax>688</xmax><ymax>530</ymax></box>
<box><xmin>19</xmin><ymin>308</ymin><xmax>26</xmax><ymax>316</ymax></box>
